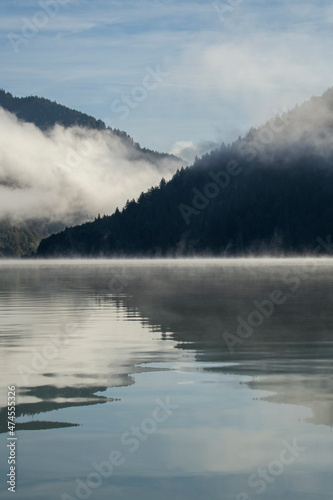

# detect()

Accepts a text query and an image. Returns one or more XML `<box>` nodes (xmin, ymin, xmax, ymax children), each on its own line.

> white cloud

<box><xmin>0</xmin><ymin>108</ymin><xmax>180</xmax><ymax>223</ymax></box>
<box><xmin>164</xmin><ymin>27</ymin><xmax>333</xmax><ymax>138</ymax></box>
<box><xmin>1</xmin><ymin>0</ymin><xmax>333</xmax><ymax>154</ymax></box>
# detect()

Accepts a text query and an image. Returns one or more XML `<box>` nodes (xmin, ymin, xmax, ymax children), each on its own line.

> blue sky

<box><xmin>1</xmin><ymin>0</ymin><xmax>333</xmax><ymax>159</ymax></box>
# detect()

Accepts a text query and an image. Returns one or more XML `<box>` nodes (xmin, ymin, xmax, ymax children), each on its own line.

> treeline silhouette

<box><xmin>37</xmin><ymin>87</ymin><xmax>333</xmax><ymax>257</ymax></box>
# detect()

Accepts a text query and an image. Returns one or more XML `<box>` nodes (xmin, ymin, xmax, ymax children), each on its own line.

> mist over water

<box><xmin>0</xmin><ymin>259</ymin><xmax>332</xmax><ymax>499</ymax></box>
<box><xmin>0</xmin><ymin>259</ymin><xmax>332</xmax><ymax>500</ymax></box>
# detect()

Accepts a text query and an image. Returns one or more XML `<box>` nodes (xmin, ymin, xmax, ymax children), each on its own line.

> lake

<box><xmin>0</xmin><ymin>259</ymin><xmax>332</xmax><ymax>499</ymax></box>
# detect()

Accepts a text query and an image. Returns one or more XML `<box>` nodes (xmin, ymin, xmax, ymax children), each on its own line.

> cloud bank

<box><xmin>0</xmin><ymin>108</ymin><xmax>181</xmax><ymax>224</ymax></box>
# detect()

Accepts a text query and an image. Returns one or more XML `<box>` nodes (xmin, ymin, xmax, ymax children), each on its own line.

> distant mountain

<box><xmin>37</xmin><ymin>87</ymin><xmax>333</xmax><ymax>257</ymax></box>
<box><xmin>0</xmin><ymin>89</ymin><xmax>182</xmax><ymax>257</ymax></box>
<box><xmin>0</xmin><ymin>219</ymin><xmax>66</xmax><ymax>258</ymax></box>
<box><xmin>0</xmin><ymin>89</ymin><xmax>106</xmax><ymax>131</ymax></box>
<box><xmin>0</xmin><ymin>89</ymin><xmax>179</xmax><ymax>162</ymax></box>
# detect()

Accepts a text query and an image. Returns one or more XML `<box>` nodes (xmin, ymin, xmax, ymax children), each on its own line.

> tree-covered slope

<box><xmin>0</xmin><ymin>89</ymin><xmax>182</xmax><ymax>257</ymax></box>
<box><xmin>0</xmin><ymin>88</ymin><xmax>180</xmax><ymax>161</ymax></box>
<box><xmin>0</xmin><ymin>220</ymin><xmax>66</xmax><ymax>257</ymax></box>
<box><xmin>0</xmin><ymin>89</ymin><xmax>106</xmax><ymax>131</ymax></box>
<box><xmin>37</xmin><ymin>88</ymin><xmax>333</xmax><ymax>257</ymax></box>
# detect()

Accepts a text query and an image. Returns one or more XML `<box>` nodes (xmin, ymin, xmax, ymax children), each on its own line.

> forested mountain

<box><xmin>0</xmin><ymin>89</ymin><xmax>182</xmax><ymax>257</ymax></box>
<box><xmin>0</xmin><ymin>89</ymin><xmax>106</xmax><ymax>131</ymax></box>
<box><xmin>0</xmin><ymin>89</ymin><xmax>178</xmax><ymax>161</ymax></box>
<box><xmin>37</xmin><ymin>87</ymin><xmax>333</xmax><ymax>257</ymax></box>
<box><xmin>0</xmin><ymin>220</ymin><xmax>65</xmax><ymax>258</ymax></box>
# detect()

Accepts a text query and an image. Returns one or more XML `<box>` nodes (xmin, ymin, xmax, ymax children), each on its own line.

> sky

<box><xmin>1</xmin><ymin>0</ymin><xmax>333</xmax><ymax>160</ymax></box>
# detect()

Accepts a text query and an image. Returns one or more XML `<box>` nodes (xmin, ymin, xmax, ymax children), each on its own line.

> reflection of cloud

<box><xmin>0</xmin><ymin>262</ymin><xmax>179</xmax><ymax>423</ymax></box>
<box><xmin>157</xmin><ymin>426</ymin><xmax>291</xmax><ymax>473</ymax></box>
<box><xmin>246</xmin><ymin>368</ymin><xmax>333</xmax><ymax>428</ymax></box>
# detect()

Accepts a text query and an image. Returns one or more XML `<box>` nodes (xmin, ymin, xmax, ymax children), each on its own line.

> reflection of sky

<box><xmin>0</xmin><ymin>260</ymin><xmax>333</xmax><ymax>500</ymax></box>
<box><xmin>1</xmin><ymin>366</ymin><xmax>332</xmax><ymax>500</ymax></box>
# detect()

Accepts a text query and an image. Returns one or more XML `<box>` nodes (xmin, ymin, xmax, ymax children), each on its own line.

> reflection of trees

<box><xmin>0</xmin><ymin>384</ymin><xmax>117</xmax><ymax>434</ymax></box>
<box><xmin>97</xmin><ymin>263</ymin><xmax>333</xmax><ymax>427</ymax></box>
<box><xmin>99</xmin><ymin>263</ymin><xmax>333</xmax><ymax>354</ymax></box>
<box><xmin>0</xmin><ymin>264</ymin><xmax>169</xmax><ymax>435</ymax></box>
<box><xmin>1</xmin><ymin>262</ymin><xmax>333</xmax><ymax>432</ymax></box>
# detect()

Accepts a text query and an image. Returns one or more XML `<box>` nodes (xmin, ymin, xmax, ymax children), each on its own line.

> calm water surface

<box><xmin>0</xmin><ymin>259</ymin><xmax>332</xmax><ymax>500</ymax></box>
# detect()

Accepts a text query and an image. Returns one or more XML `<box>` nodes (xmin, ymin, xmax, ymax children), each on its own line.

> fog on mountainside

<box><xmin>0</xmin><ymin>90</ymin><xmax>182</xmax><ymax>256</ymax></box>
<box><xmin>38</xmin><ymin>87</ymin><xmax>333</xmax><ymax>257</ymax></box>
<box><xmin>0</xmin><ymin>108</ymin><xmax>181</xmax><ymax>223</ymax></box>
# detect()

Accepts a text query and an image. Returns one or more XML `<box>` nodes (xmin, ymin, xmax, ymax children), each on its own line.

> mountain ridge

<box><xmin>37</xmin><ymin>86</ymin><xmax>333</xmax><ymax>257</ymax></box>
<box><xmin>0</xmin><ymin>88</ymin><xmax>180</xmax><ymax>162</ymax></box>
<box><xmin>0</xmin><ymin>89</ymin><xmax>182</xmax><ymax>257</ymax></box>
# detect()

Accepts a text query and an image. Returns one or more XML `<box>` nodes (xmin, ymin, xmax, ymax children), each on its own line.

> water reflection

<box><xmin>0</xmin><ymin>384</ymin><xmax>115</xmax><ymax>433</ymax></box>
<box><xmin>1</xmin><ymin>259</ymin><xmax>333</xmax><ymax>427</ymax></box>
<box><xmin>0</xmin><ymin>261</ymin><xmax>180</xmax><ymax>433</ymax></box>
<box><xmin>93</xmin><ymin>259</ymin><xmax>333</xmax><ymax>427</ymax></box>
<box><xmin>0</xmin><ymin>260</ymin><xmax>332</xmax><ymax>500</ymax></box>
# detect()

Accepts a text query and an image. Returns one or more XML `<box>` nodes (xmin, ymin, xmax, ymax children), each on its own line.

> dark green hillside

<box><xmin>0</xmin><ymin>89</ymin><xmax>106</xmax><ymax>131</ymax></box>
<box><xmin>0</xmin><ymin>88</ymin><xmax>180</xmax><ymax>161</ymax></box>
<box><xmin>0</xmin><ymin>220</ymin><xmax>65</xmax><ymax>258</ymax></box>
<box><xmin>37</xmin><ymin>87</ymin><xmax>333</xmax><ymax>257</ymax></box>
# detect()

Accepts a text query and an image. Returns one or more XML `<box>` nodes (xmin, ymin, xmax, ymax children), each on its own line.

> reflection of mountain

<box><xmin>15</xmin><ymin>421</ymin><xmax>79</xmax><ymax>431</ymax></box>
<box><xmin>1</xmin><ymin>261</ymin><xmax>333</xmax><ymax>433</ymax></box>
<box><xmin>96</xmin><ymin>262</ymin><xmax>333</xmax><ymax>351</ymax></box>
<box><xmin>0</xmin><ymin>263</ymin><xmax>176</xmax><ymax>434</ymax></box>
<box><xmin>0</xmin><ymin>384</ymin><xmax>116</xmax><ymax>434</ymax></box>
<box><xmin>93</xmin><ymin>261</ymin><xmax>333</xmax><ymax>427</ymax></box>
